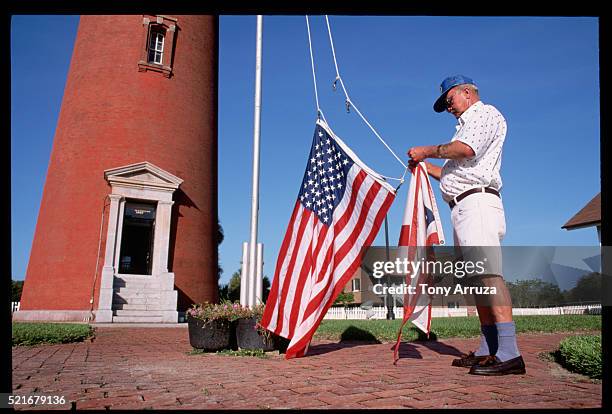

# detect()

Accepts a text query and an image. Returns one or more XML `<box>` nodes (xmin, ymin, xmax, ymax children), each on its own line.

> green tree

<box><xmin>535</xmin><ymin>281</ymin><xmax>564</xmax><ymax>306</ymax></box>
<box><xmin>506</xmin><ymin>279</ymin><xmax>564</xmax><ymax>307</ymax></box>
<box><xmin>262</xmin><ymin>276</ymin><xmax>270</xmax><ymax>303</ymax></box>
<box><xmin>566</xmin><ymin>272</ymin><xmax>602</xmax><ymax>303</ymax></box>
<box><xmin>12</xmin><ymin>280</ymin><xmax>24</xmax><ymax>302</ymax></box>
<box><xmin>216</xmin><ymin>219</ymin><xmax>224</xmax><ymax>281</ymax></box>
<box><xmin>218</xmin><ymin>284</ymin><xmax>229</xmax><ymax>301</ymax></box>
<box><xmin>216</xmin><ymin>219</ymin><xmax>224</xmax><ymax>300</ymax></box>
<box><xmin>218</xmin><ymin>270</ymin><xmax>271</xmax><ymax>303</ymax></box>
<box><xmin>334</xmin><ymin>292</ymin><xmax>355</xmax><ymax>308</ymax></box>
<box><xmin>227</xmin><ymin>270</ymin><xmax>241</xmax><ymax>302</ymax></box>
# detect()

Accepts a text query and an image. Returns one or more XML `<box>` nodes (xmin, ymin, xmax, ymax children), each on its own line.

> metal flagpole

<box><xmin>385</xmin><ymin>215</ymin><xmax>395</xmax><ymax>319</ymax></box>
<box><xmin>246</xmin><ymin>15</ymin><xmax>264</xmax><ymax>307</ymax></box>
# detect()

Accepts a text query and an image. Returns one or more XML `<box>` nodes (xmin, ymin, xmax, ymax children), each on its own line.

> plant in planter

<box><xmin>236</xmin><ymin>304</ymin><xmax>291</xmax><ymax>353</ymax></box>
<box><xmin>186</xmin><ymin>301</ymin><xmax>250</xmax><ymax>351</ymax></box>
<box><xmin>236</xmin><ymin>304</ymin><xmax>275</xmax><ymax>351</ymax></box>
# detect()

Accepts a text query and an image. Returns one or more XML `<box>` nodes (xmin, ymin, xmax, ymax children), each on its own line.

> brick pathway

<box><xmin>11</xmin><ymin>327</ymin><xmax>601</xmax><ymax>409</ymax></box>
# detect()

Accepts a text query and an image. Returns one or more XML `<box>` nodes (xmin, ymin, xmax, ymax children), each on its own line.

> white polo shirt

<box><xmin>439</xmin><ymin>101</ymin><xmax>507</xmax><ymax>203</ymax></box>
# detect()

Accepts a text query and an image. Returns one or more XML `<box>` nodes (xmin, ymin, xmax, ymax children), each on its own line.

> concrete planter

<box><xmin>236</xmin><ymin>317</ymin><xmax>275</xmax><ymax>351</ymax></box>
<box><xmin>187</xmin><ymin>315</ymin><xmax>233</xmax><ymax>351</ymax></box>
<box><xmin>235</xmin><ymin>317</ymin><xmax>291</xmax><ymax>353</ymax></box>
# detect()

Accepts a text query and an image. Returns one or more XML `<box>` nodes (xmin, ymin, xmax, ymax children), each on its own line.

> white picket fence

<box><xmin>324</xmin><ymin>304</ymin><xmax>601</xmax><ymax>320</ymax></box>
<box><xmin>324</xmin><ymin>306</ymin><xmax>468</xmax><ymax>320</ymax></box>
<box><xmin>512</xmin><ymin>304</ymin><xmax>601</xmax><ymax>316</ymax></box>
<box><xmin>10</xmin><ymin>301</ymin><xmax>600</xmax><ymax>318</ymax></box>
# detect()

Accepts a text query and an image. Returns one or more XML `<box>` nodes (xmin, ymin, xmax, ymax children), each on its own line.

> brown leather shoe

<box><xmin>451</xmin><ymin>351</ymin><xmax>490</xmax><ymax>367</ymax></box>
<box><xmin>469</xmin><ymin>355</ymin><xmax>526</xmax><ymax>376</ymax></box>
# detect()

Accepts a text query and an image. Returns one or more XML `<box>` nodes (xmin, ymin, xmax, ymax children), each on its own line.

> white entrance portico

<box><xmin>95</xmin><ymin>161</ymin><xmax>182</xmax><ymax>323</ymax></box>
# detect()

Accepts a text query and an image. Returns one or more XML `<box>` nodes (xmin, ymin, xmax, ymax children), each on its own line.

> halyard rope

<box><xmin>305</xmin><ymin>15</ymin><xmax>408</xmax><ymax>183</ymax></box>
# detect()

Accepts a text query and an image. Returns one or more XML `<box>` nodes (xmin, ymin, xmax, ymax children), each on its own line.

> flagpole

<box><xmin>385</xmin><ymin>215</ymin><xmax>395</xmax><ymax>319</ymax></box>
<box><xmin>246</xmin><ymin>15</ymin><xmax>264</xmax><ymax>307</ymax></box>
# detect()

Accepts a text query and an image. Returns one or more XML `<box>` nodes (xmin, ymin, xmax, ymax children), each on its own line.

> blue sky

<box><xmin>11</xmin><ymin>15</ymin><xmax>600</xmax><ymax>285</ymax></box>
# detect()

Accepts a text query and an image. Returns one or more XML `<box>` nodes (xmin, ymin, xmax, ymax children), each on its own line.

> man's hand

<box><xmin>407</xmin><ymin>146</ymin><xmax>434</xmax><ymax>163</ymax></box>
<box><xmin>408</xmin><ymin>159</ymin><xmax>419</xmax><ymax>171</ymax></box>
<box><xmin>407</xmin><ymin>159</ymin><xmax>442</xmax><ymax>180</ymax></box>
<box><xmin>407</xmin><ymin>145</ymin><xmax>436</xmax><ymax>172</ymax></box>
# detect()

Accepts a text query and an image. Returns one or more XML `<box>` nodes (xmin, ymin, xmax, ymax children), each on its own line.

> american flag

<box><xmin>393</xmin><ymin>162</ymin><xmax>445</xmax><ymax>363</ymax></box>
<box><xmin>260</xmin><ymin>119</ymin><xmax>396</xmax><ymax>359</ymax></box>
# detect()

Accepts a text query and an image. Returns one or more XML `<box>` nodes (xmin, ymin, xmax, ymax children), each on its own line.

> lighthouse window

<box><xmin>138</xmin><ymin>16</ymin><xmax>177</xmax><ymax>77</ymax></box>
<box><xmin>148</xmin><ymin>30</ymin><xmax>165</xmax><ymax>64</ymax></box>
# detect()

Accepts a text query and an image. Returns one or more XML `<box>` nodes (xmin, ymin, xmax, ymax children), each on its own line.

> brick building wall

<box><xmin>20</xmin><ymin>15</ymin><xmax>218</xmax><ymax>315</ymax></box>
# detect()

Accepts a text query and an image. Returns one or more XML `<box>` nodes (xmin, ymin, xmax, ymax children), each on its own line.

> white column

<box><xmin>113</xmin><ymin>199</ymin><xmax>126</xmax><ymax>271</ymax></box>
<box><xmin>240</xmin><ymin>242</ymin><xmax>249</xmax><ymax>306</ymax></box>
<box><xmin>103</xmin><ymin>195</ymin><xmax>123</xmax><ymax>270</ymax></box>
<box><xmin>156</xmin><ymin>200</ymin><xmax>177</xmax><ymax>322</ymax></box>
<box><xmin>597</xmin><ymin>225</ymin><xmax>601</xmax><ymax>245</ymax></box>
<box><xmin>255</xmin><ymin>243</ymin><xmax>263</xmax><ymax>305</ymax></box>
<box><xmin>152</xmin><ymin>200</ymin><xmax>174</xmax><ymax>276</ymax></box>
<box><xmin>96</xmin><ymin>194</ymin><xmax>123</xmax><ymax>322</ymax></box>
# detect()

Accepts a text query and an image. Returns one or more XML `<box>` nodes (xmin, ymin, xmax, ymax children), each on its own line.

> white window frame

<box><xmin>351</xmin><ymin>278</ymin><xmax>361</xmax><ymax>292</ymax></box>
<box><xmin>138</xmin><ymin>16</ymin><xmax>177</xmax><ymax>78</ymax></box>
<box><xmin>148</xmin><ymin>30</ymin><xmax>165</xmax><ymax>65</ymax></box>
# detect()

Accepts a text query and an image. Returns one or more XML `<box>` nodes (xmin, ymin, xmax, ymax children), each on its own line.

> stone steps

<box><xmin>112</xmin><ymin>315</ymin><xmax>164</xmax><ymax>323</ymax></box>
<box><xmin>109</xmin><ymin>275</ymin><xmax>177</xmax><ymax>324</ymax></box>
<box><xmin>112</xmin><ymin>277</ymin><xmax>163</xmax><ymax>323</ymax></box>
<box><xmin>113</xmin><ymin>296</ymin><xmax>161</xmax><ymax>306</ymax></box>
<box><xmin>113</xmin><ymin>309</ymin><xmax>162</xmax><ymax>317</ymax></box>
<box><xmin>113</xmin><ymin>280</ymin><xmax>161</xmax><ymax>290</ymax></box>
<box><xmin>112</xmin><ymin>303</ymin><xmax>162</xmax><ymax>311</ymax></box>
<box><xmin>112</xmin><ymin>288</ymin><xmax>161</xmax><ymax>297</ymax></box>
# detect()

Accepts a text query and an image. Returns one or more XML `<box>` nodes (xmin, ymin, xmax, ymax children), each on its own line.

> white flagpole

<box><xmin>247</xmin><ymin>15</ymin><xmax>264</xmax><ymax>307</ymax></box>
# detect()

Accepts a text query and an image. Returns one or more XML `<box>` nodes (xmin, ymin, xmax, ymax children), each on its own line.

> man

<box><xmin>407</xmin><ymin>75</ymin><xmax>525</xmax><ymax>376</ymax></box>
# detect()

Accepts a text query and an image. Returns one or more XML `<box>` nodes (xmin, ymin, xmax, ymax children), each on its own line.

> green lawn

<box><xmin>314</xmin><ymin>315</ymin><xmax>601</xmax><ymax>342</ymax></box>
<box><xmin>11</xmin><ymin>315</ymin><xmax>601</xmax><ymax>347</ymax></box>
<box><xmin>12</xmin><ymin>323</ymin><xmax>94</xmax><ymax>346</ymax></box>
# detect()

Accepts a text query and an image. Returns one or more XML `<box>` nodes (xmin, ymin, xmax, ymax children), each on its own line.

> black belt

<box><xmin>449</xmin><ymin>187</ymin><xmax>500</xmax><ymax>209</ymax></box>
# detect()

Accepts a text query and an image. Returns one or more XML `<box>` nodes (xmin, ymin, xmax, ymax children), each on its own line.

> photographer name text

<box><xmin>373</xmin><ymin>283</ymin><xmax>497</xmax><ymax>296</ymax></box>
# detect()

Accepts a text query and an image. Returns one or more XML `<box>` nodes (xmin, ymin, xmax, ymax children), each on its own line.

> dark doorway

<box><xmin>119</xmin><ymin>201</ymin><xmax>156</xmax><ymax>275</ymax></box>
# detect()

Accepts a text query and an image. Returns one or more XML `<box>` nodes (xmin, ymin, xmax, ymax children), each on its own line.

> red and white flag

<box><xmin>260</xmin><ymin>119</ymin><xmax>396</xmax><ymax>359</ymax></box>
<box><xmin>393</xmin><ymin>162</ymin><xmax>445</xmax><ymax>363</ymax></box>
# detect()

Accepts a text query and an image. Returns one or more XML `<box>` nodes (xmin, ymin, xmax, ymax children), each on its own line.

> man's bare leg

<box><xmin>475</xmin><ymin>275</ymin><xmax>513</xmax><ymax>324</ymax></box>
<box><xmin>471</xmin><ymin>274</ymin><xmax>523</xmax><ymax>372</ymax></box>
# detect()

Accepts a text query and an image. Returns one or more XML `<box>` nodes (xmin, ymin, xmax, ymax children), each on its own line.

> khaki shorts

<box><xmin>451</xmin><ymin>192</ymin><xmax>505</xmax><ymax>277</ymax></box>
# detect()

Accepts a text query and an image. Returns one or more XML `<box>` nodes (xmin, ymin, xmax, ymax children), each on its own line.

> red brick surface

<box><xmin>11</xmin><ymin>329</ymin><xmax>601</xmax><ymax>409</ymax></box>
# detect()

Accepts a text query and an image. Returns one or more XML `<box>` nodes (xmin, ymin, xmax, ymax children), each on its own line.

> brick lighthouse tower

<box><xmin>15</xmin><ymin>15</ymin><xmax>218</xmax><ymax>323</ymax></box>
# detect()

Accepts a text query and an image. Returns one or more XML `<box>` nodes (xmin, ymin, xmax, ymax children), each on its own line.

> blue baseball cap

<box><xmin>433</xmin><ymin>75</ymin><xmax>476</xmax><ymax>113</ymax></box>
